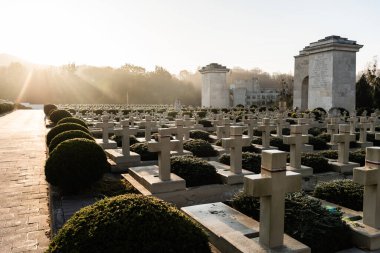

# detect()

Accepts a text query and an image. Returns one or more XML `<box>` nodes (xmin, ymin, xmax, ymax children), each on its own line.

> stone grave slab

<box><xmin>209</xmin><ymin>161</ymin><xmax>254</xmax><ymax>185</ymax></box>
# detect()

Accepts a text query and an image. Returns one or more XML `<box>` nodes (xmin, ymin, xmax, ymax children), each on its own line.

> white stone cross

<box><xmin>222</xmin><ymin>126</ymin><xmax>251</xmax><ymax>174</ymax></box>
<box><xmin>216</xmin><ymin>117</ymin><xmax>231</xmax><ymax>139</ymax></box>
<box><xmin>243</xmin><ymin>115</ymin><xmax>257</xmax><ymax>140</ymax></box>
<box><xmin>283</xmin><ymin>125</ymin><xmax>309</xmax><ymax>170</ymax></box>
<box><xmin>244</xmin><ymin>150</ymin><xmax>301</xmax><ymax>248</ymax></box>
<box><xmin>369</xmin><ymin>113</ymin><xmax>378</xmax><ymax>133</ymax></box>
<box><xmin>274</xmin><ymin>114</ymin><xmax>289</xmax><ymax>138</ymax></box>
<box><xmin>358</xmin><ymin>116</ymin><xmax>370</xmax><ymax>143</ymax></box>
<box><xmin>297</xmin><ymin>118</ymin><xmax>310</xmax><ymax>135</ymax></box>
<box><xmin>257</xmin><ymin>118</ymin><xmax>276</xmax><ymax>148</ymax></box>
<box><xmin>353</xmin><ymin>147</ymin><xmax>380</xmax><ymax>228</ymax></box>
<box><xmin>139</xmin><ymin>115</ymin><xmax>155</xmax><ymax>141</ymax></box>
<box><xmin>170</xmin><ymin>119</ymin><xmax>190</xmax><ymax>154</ymax></box>
<box><xmin>332</xmin><ymin>124</ymin><xmax>355</xmax><ymax>164</ymax></box>
<box><xmin>327</xmin><ymin>117</ymin><xmax>339</xmax><ymax>135</ymax></box>
<box><xmin>148</xmin><ymin>128</ymin><xmax>179</xmax><ymax>181</ymax></box>
<box><xmin>348</xmin><ymin>115</ymin><xmax>358</xmax><ymax>134</ymax></box>
<box><xmin>114</xmin><ymin>120</ymin><xmax>138</xmax><ymax>156</ymax></box>
<box><xmin>95</xmin><ymin>115</ymin><xmax>114</xmax><ymax>144</ymax></box>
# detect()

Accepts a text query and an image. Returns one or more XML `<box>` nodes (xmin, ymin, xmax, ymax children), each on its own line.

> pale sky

<box><xmin>0</xmin><ymin>0</ymin><xmax>378</xmax><ymax>75</ymax></box>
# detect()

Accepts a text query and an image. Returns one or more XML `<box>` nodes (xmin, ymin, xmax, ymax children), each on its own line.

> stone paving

<box><xmin>0</xmin><ymin>110</ymin><xmax>49</xmax><ymax>253</ymax></box>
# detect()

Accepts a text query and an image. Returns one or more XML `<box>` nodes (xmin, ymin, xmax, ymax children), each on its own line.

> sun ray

<box><xmin>15</xmin><ymin>69</ymin><xmax>34</xmax><ymax>104</ymax></box>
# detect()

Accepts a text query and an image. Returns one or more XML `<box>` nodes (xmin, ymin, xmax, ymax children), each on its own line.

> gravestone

<box><xmin>255</xmin><ymin>118</ymin><xmax>277</xmax><ymax>152</ymax></box>
<box><xmin>128</xmin><ymin>128</ymin><xmax>186</xmax><ymax>194</ymax></box>
<box><xmin>283</xmin><ymin>125</ymin><xmax>313</xmax><ymax>176</ymax></box>
<box><xmin>357</xmin><ymin>116</ymin><xmax>373</xmax><ymax>148</ymax></box>
<box><xmin>105</xmin><ymin>119</ymin><xmax>141</xmax><ymax>170</ymax></box>
<box><xmin>243</xmin><ymin>114</ymin><xmax>257</xmax><ymax>140</ymax></box>
<box><xmin>352</xmin><ymin>147</ymin><xmax>380</xmax><ymax>250</ymax></box>
<box><xmin>293</xmin><ymin>36</ymin><xmax>362</xmax><ymax>113</ymax></box>
<box><xmin>170</xmin><ymin>119</ymin><xmax>192</xmax><ymax>156</ymax></box>
<box><xmin>329</xmin><ymin>124</ymin><xmax>359</xmax><ymax>173</ymax></box>
<box><xmin>369</xmin><ymin>113</ymin><xmax>378</xmax><ymax>133</ymax></box>
<box><xmin>95</xmin><ymin>115</ymin><xmax>117</xmax><ymax>149</ymax></box>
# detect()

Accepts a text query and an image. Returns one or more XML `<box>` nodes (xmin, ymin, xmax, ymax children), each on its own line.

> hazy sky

<box><xmin>0</xmin><ymin>0</ymin><xmax>378</xmax><ymax>75</ymax></box>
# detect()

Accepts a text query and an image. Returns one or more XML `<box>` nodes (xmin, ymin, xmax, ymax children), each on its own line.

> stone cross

<box><xmin>274</xmin><ymin>114</ymin><xmax>288</xmax><ymax>138</ymax></box>
<box><xmin>216</xmin><ymin>118</ymin><xmax>231</xmax><ymax>139</ymax></box>
<box><xmin>348</xmin><ymin>115</ymin><xmax>358</xmax><ymax>134</ymax></box>
<box><xmin>139</xmin><ymin>115</ymin><xmax>155</xmax><ymax>141</ymax></box>
<box><xmin>353</xmin><ymin>147</ymin><xmax>380</xmax><ymax>228</ymax></box>
<box><xmin>222</xmin><ymin>126</ymin><xmax>251</xmax><ymax>174</ymax></box>
<box><xmin>358</xmin><ymin>116</ymin><xmax>370</xmax><ymax>143</ymax></box>
<box><xmin>369</xmin><ymin>113</ymin><xmax>378</xmax><ymax>133</ymax></box>
<box><xmin>244</xmin><ymin>150</ymin><xmax>301</xmax><ymax>248</ymax></box>
<box><xmin>183</xmin><ymin>115</ymin><xmax>194</xmax><ymax>127</ymax></box>
<box><xmin>211</xmin><ymin>114</ymin><xmax>224</xmax><ymax>127</ymax></box>
<box><xmin>283</xmin><ymin>125</ymin><xmax>309</xmax><ymax>170</ymax></box>
<box><xmin>171</xmin><ymin>119</ymin><xmax>190</xmax><ymax>154</ymax></box>
<box><xmin>95</xmin><ymin>115</ymin><xmax>114</xmax><ymax>144</ymax></box>
<box><xmin>243</xmin><ymin>114</ymin><xmax>257</xmax><ymax>140</ymax></box>
<box><xmin>114</xmin><ymin>120</ymin><xmax>138</xmax><ymax>156</ymax></box>
<box><xmin>327</xmin><ymin>117</ymin><xmax>339</xmax><ymax>135</ymax></box>
<box><xmin>332</xmin><ymin>124</ymin><xmax>356</xmax><ymax>164</ymax></box>
<box><xmin>257</xmin><ymin>118</ymin><xmax>276</xmax><ymax>148</ymax></box>
<box><xmin>147</xmin><ymin>128</ymin><xmax>179</xmax><ymax>181</ymax></box>
<box><xmin>297</xmin><ymin>118</ymin><xmax>310</xmax><ymax>135</ymax></box>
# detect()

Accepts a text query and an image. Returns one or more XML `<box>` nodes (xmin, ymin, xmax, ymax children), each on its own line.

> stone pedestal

<box><xmin>286</xmin><ymin>165</ymin><xmax>313</xmax><ymax>177</ymax></box>
<box><xmin>209</xmin><ymin>161</ymin><xmax>254</xmax><ymax>185</ymax></box>
<box><xmin>105</xmin><ymin>149</ymin><xmax>141</xmax><ymax>172</ymax></box>
<box><xmin>328</xmin><ymin>161</ymin><xmax>360</xmax><ymax>174</ymax></box>
<box><xmin>357</xmin><ymin>142</ymin><xmax>373</xmax><ymax>148</ymax></box>
<box><xmin>253</xmin><ymin>145</ymin><xmax>278</xmax><ymax>153</ymax></box>
<box><xmin>128</xmin><ymin>165</ymin><xmax>186</xmax><ymax>194</ymax></box>
<box><xmin>95</xmin><ymin>139</ymin><xmax>117</xmax><ymax>149</ymax></box>
<box><xmin>182</xmin><ymin>203</ymin><xmax>310</xmax><ymax>253</ymax></box>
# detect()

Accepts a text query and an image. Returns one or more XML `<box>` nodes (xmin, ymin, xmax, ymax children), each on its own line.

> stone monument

<box><xmin>199</xmin><ymin>63</ymin><xmax>230</xmax><ymax>108</ymax></box>
<box><xmin>293</xmin><ymin>35</ymin><xmax>363</xmax><ymax>112</ymax></box>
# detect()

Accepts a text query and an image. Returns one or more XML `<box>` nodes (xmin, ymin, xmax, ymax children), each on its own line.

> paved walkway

<box><xmin>0</xmin><ymin>110</ymin><xmax>49</xmax><ymax>253</ymax></box>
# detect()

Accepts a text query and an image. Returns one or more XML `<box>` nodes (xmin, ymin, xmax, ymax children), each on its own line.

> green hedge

<box><xmin>189</xmin><ymin>130</ymin><xmax>210</xmax><ymax>141</ymax></box>
<box><xmin>314</xmin><ymin>179</ymin><xmax>363</xmax><ymax>211</ymax></box>
<box><xmin>111</xmin><ymin>135</ymin><xmax>138</xmax><ymax>147</ymax></box>
<box><xmin>219</xmin><ymin>152</ymin><xmax>261</xmax><ymax>173</ymax></box>
<box><xmin>46</xmin><ymin>123</ymin><xmax>91</xmax><ymax>146</ymax></box>
<box><xmin>318</xmin><ymin>150</ymin><xmax>338</xmax><ymax>160</ymax></box>
<box><xmin>57</xmin><ymin>117</ymin><xmax>88</xmax><ymax>129</ymax></box>
<box><xmin>0</xmin><ymin>102</ymin><xmax>14</xmax><ymax>114</ymax></box>
<box><xmin>198</xmin><ymin>119</ymin><xmax>212</xmax><ymax>127</ymax></box>
<box><xmin>130</xmin><ymin>143</ymin><xmax>158</xmax><ymax>161</ymax></box>
<box><xmin>170</xmin><ymin>156</ymin><xmax>220</xmax><ymax>187</ymax></box>
<box><xmin>49</xmin><ymin>109</ymin><xmax>72</xmax><ymax>124</ymax></box>
<box><xmin>301</xmin><ymin>153</ymin><xmax>331</xmax><ymax>173</ymax></box>
<box><xmin>349</xmin><ymin>149</ymin><xmax>366</xmax><ymax>166</ymax></box>
<box><xmin>183</xmin><ymin>139</ymin><xmax>218</xmax><ymax>157</ymax></box>
<box><xmin>47</xmin><ymin>194</ymin><xmax>211</xmax><ymax>253</ymax></box>
<box><xmin>43</xmin><ymin>104</ymin><xmax>57</xmax><ymax>116</ymax></box>
<box><xmin>49</xmin><ymin>130</ymin><xmax>94</xmax><ymax>153</ymax></box>
<box><xmin>308</xmin><ymin>136</ymin><xmax>328</xmax><ymax>150</ymax></box>
<box><xmin>45</xmin><ymin>138</ymin><xmax>110</xmax><ymax>193</ymax></box>
<box><xmin>232</xmin><ymin>192</ymin><xmax>351</xmax><ymax>253</ymax></box>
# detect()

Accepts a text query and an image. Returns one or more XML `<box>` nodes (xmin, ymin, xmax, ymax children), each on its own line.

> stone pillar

<box><xmin>199</xmin><ymin>63</ymin><xmax>230</xmax><ymax>108</ymax></box>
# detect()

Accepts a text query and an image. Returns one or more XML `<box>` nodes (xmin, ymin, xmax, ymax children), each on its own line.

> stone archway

<box><xmin>301</xmin><ymin>76</ymin><xmax>309</xmax><ymax>110</ymax></box>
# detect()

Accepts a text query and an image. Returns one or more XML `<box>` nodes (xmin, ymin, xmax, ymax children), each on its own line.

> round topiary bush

<box><xmin>49</xmin><ymin>130</ymin><xmax>94</xmax><ymax>153</ymax></box>
<box><xmin>308</xmin><ymin>136</ymin><xmax>328</xmax><ymax>150</ymax></box>
<box><xmin>45</xmin><ymin>138</ymin><xmax>110</xmax><ymax>193</ymax></box>
<box><xmin>47</xmin><ymin>194</ymin><xmax>211</xmax><ymax>253</ymax></box>
<box><xmin>49</xmin><ymin>109</ymin><xmax>72</xmax><ymax>124</ymax></box>
<box><xmin>43</xmin><ymin>104</ymin><xmax>57</xmax><ymax>116</ymax></box>
<box><xmin>349</xmin><ymin>149</ymin><xmax>366</xmax><ymax>166</ymax></box>
<box><xmin>231</xmin><ymin>192</ymin><xmax>351</xmax><ymax>253</ymax></box>
<box><xmin>170</xmin><ymin>156</ymin><xmax>220</xmax><ymax>187</ymax></box>
<box><xmin>318</xmin><ymin>150</ymin><xmax>338</xmax><ymax>160</ymax></box>
<box><xmin>57</xmin><ymin>117</ymin><xmax>88</xmax><ymax>129</ymax></box>
<box><xmin>198</xmin><ymin>119</ymin><xmax>212</xmax><ymax>128</ymax></box>
<box><xmin>308</xmin><ymin>127</ymin><xmax>323</xmax><ymax>136</ymax></box>
<box><xmin>189</xmin><ymin>130</ymin><xmax>210</xmax><ymax>141</ymax></box>
<box><xmin>301</xmin><ymin>153</ymin><xmax>331</xmax><ymax>173</ymax></box>
<box><xmin>46</xmin><ymin>123</ymin><xmax>91</xmax><ymax>146</ymax></box>
<box><xmin>219</xmin><ymin>152</ymin><xmax>261</xmax><ymax>173</ymax></box>
<box><xmin>269</xmin><ymin>137</ymin><xmax>290</xmax><ymax>152</ymax></box>
<box><xmin>314</xmin><ymin>179</ymin><xmax>363</xmax><ymax>211</ymax></box>
<box><xmin>111</xmin><ymin>135</ymin><xmax>138</xmax><ymax>147</ymax></box>
<box><xmin>317</xmin><ymin>133</ymin><xmax>331</xmax><ymax>143</ymax></box>
<box><xmin>183</xmin><ymin>139</ymin><xmax>218</xmax><ymax>157</ymax></box>
<box><xmin>130</xmin><ymin>142</ymin><xmax>158</xmax><ymax>161</ymax></box>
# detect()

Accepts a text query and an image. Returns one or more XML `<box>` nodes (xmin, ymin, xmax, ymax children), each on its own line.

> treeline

<box><xmin>356</xmin><ymin>62</ymin><xmax>380</xmax><ymax>110</ymax></box>
<box><xmin>0</xmin><ymin>61</ymin><xmax>292</xmax><ymax>105</ymax></box>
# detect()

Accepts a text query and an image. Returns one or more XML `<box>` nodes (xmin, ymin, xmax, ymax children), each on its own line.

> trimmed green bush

<box><xmin>0</xmin><ymin>102</ymin><xmax>14</xmax><ymax>114</ymax></box>
<box><xmin>189</xmin><ymin>130</ymin><xmax>210</xmax><ymax>141</ymax></box>
<box><xmin>269</xmin><ymin>137</ymin><xmax>290</xmax><ymax>152</ymax></box>
<box><xmin>49</xmin><ymin>109</ymin><xmax>72</xmax><ymax>124</ymax></box>
<box><xmin>45</xmin><ymin>138</ymin><xmax>110</xmax><ymax>193</ymax></box>
<box><xmin>198</xmin><ymin>119</ymin><xmax>212</xmax><ymax>127</ymax></box>
<box><xmin>219</xmin><ymin>152</ymin><xmax>261</xmax><ymax>173</ymax></box>
<box><xmin>232</xmin><ymin>192</ymin><xmax>351</xmax><ymax>253</ymax></box>
<box><xmin>57</xmin><ymin>117</ymin><xmax>88</xmax><ymax>129</ymax></box>
<box><xmin>167</xmin><ymin>111</ymin><xmax>178</xmax><ymax>118</ymax></box>
<box><xmin>196</xmin><ymin>111</ymin><xmax>207</xmax><ymax>118</ymax></box>
<box><xmin>349</xmin><ymin>149</ymin><xmax>366</xmax><ymax>166</ymax></box>
<box><xmin>111</xmin><ymin>135</ymin><xmax>138</xmax><ymax>147</ymax></box>
<box><xmin>170</xmin><ymin>156</ymin><xmax>220</xmax><ymax>187</ymax></box>
<box><xmin>318</xmin><ymin>150</ymin><xmax>338</xmax><ymax>160</ymax></box>
<box><xmin>49</xmin><ymin>130</ymin><xmax>94</xmax><ymax>153</ymax></box>
<box><xmin>47</xmin><ymin>194</ymin><xmax>211</xmax><ymax>253</ymax></box>
<box><xmin>301</xmin><ymin>153</ymin><xmax>331</xmax><ymax>173</ymax></box>
<box><xmin>317</xmin><ymin>133</ymin><xmax>331</xmax><ymax>143</ymax></box>
<box><xmin>46</xmin><ymin>123</ymin><xmax>90</xmax><ymax>146</ymax></box>
<box><xmin>130</xmin><ymin>142</ymin><xmax>158</xmax><ymax>161</ymax></box>
<box><xmin>308</xmin><ymin>127</ymin><xmax>323</xmax><ymax>136</ymax></box>
<box><xmin>43</xmin><ymin>104</ymin><xmax>57</xmax><ymax>116</ymax></box>
<box><xmin>314</xmin><ymin>179</ymin><xmax>363</xmax><ymax>211</ymax></box>
<box><xmin>308</xmin><ymin>136</ymin><xmax>328</xmax><ymax>150</ymax></box>
<box><xmin>183</xmin><ymin>139</ymin><xmax>218</xmax><ymax>157</ymax></box>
